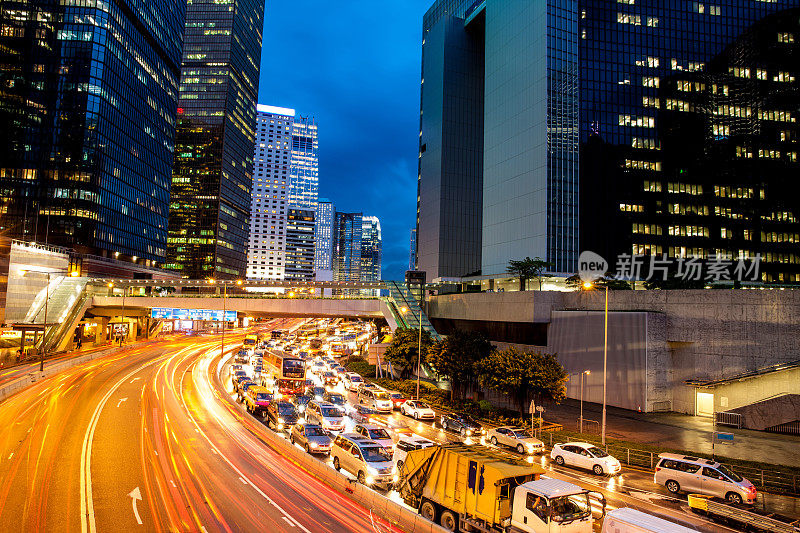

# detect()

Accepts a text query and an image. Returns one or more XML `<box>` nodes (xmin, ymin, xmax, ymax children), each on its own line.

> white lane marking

<box><xmin>7</xmin><ymin>453</ymin><xmax>13</xmax><ymax>460</ymax></box>
<box><xmin>201</xmin><ymin>527</ymin><xmax>209</xmax><ymax>533</ymax></box>
<box><xmin>238</xmin><ymin>477</ymin><xmax>248</xmax><ymax>485</ymax></box>
<box><xmin>116</xmin><ymin>397</ymin><xmax>128</xmax><ymax>408</ymax></box>
<box><xmin>170</xmin><ymin>480</ymin><xmax>177</xmax><ymax>488</ymax></box>
<box><xmin>128</xmin><ymin>487</ymin><xmax>143</xmax><ymax>525</ymax></box>
<box><xmin>282</xmin><ymin>517</ymin><xmax>296</xmax><ymax>527</ymax></box>
<box><xmin>130</xmin><ymin>378</ymin><xmax>141</xmax><ymax>383</ymax></box>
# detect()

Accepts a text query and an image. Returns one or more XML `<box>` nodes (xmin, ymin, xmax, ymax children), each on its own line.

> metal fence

<box><xmin>716</xmin><ymin>411</ymin><xmax>743</xmax><ymax>429</ymax></box>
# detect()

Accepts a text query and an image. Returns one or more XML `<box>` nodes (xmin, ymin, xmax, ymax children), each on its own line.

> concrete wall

<box><xmin>4</xmin><ymin>242</ymin><xmax>71</xmax><ymax>323</ymax></box>
<box><xmin>704</xmin><ymin>368</ymin><xmax>800</xmax><ymax>420</ymax></box>
<box><xmin>428</xmin><ymin>289</ymin><xmax>800</xmax><ymax>413</ymax></box>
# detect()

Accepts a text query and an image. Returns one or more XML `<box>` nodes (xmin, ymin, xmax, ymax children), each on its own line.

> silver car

<box><xmin>290</xmin><ymin>423</ymin><xmax>333</xmax><ymax>455</ymax></box>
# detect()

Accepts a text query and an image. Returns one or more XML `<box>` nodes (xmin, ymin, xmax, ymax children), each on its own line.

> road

<box><xmin>0</xmin><ymin>325</ymin><xmax>401</xmax><ymax>532</ymax></box>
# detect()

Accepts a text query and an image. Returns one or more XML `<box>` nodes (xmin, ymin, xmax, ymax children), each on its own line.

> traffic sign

<box><xmin>714</xmin><ymin>432</ymin><xmax>734</xmax><ymax>445</ymax></box>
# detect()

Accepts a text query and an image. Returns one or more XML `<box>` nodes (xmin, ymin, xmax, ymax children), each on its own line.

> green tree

<box><xmin>477</xmin><ymin>347</ymin><xmax>567</xmax><ymax>415</ymax></box>
<box><xmin>427</xmin><ymin>330</ymin><xmax>494</xmax><ymax>401</ymax></box>
<box><xmin>507</xmin><ymin>257</ymin><xmax>550</xmax><ymax>291</ymax></box>
<box><xmin>383</xmin><ymin>327</ymin><xmax>435</xmax><ymax>379</ymax></box>
<box><xmin>565</xmin><ymin>273</ymin><xmax>632</xmax><ymax>290</ymax></box>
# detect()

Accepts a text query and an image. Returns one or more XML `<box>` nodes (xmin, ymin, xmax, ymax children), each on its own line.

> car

<box><xmin>441</xmin><ymin>413</ymin><xmax>484</xmax><ymax>437</ymax></box>
<box><xmin>400</xmin><ymin>400</ymin><xmax>435</xmax><ymax>420</ymax></box>
<box><xmin>305</xmin><ymin>386</ymin><xmax>326</xmax><ymax>400</ymax></box>
<box><xmin>231</xmin><ymin>364</ymin><xmax>243</xmax><ymax>373</ymax></box>
<box><xmin>305</xmin><ymin>378</ymin><xmax>315</xmax><ymax>388</ymax></box>
<box><xmin>385</xmin><ymin>391</ymin><xmax>406</xmax><ymax>410</ymax></box>
<box><xmin>344</xmin><ymin>373</ymin><xmax>364</xmax><ymax>391</ymax></box>
<box><xmin>331</xmin><ymin>434</ymin><xmax>394</xmax><ymax>489</ymax></box>
<box><xmin>290</xmin><ymin>423</ymin><xmax>333</xmax><ymax>455</ymax></box>
<box><xmin>333</xmin><ymin>366</ymin><xmax>347</xmax><ymax>377</ymax></box>
<box><xmin>392</xmin><ymin>434</ymin><xmax>436</xmax><ymax>471</ymax></box>
<box><xmin>357</xmin><ymin>382</ymin><xmax>380</xmax><ymax>394</ymax></box>
<box><xmin>310</xmin><ymin>361</ymin><xmax>326</xmax><ymax>374</ymax></box>
<box><xmin>232</xmin><ymin>370</ymin><xmax>249</xmax><ymax>389</ymax></box>
<box><xmin>348</xmin><ymin>404</ymin><xmax>377</xmax><ymax>424</ymax></box>
<box><xmin>321</xmin><ymin>371</ymin><xmax>338</xmax><ymax>386</ymax></box>
<box><xmin>654</xmin><ymin>453</ymin><xmax>756</xmax><ymax>504</ymax></box>
<box><xmin>237</xmin><ymin>380</ymin><xmax>258</xmax><ymax>402</ymax></box>
<box><xmin>353</xmin><ymin>424</ymin><xmax>394</xmax><ymax>452</ymax></box>
<box><xmin>266</xmin><ymin>400</ymin><xmax>299</xmax><ymax>431</ymax></box>
<box><xmin>305</xmin><ymin>400</ymin><xmax>345</xmax><ymax>432</ymax></box>
<box><xmin>551</xmin><ymin>442</ymin><xmax>621</xmax><ymax>476</ymax></box>
<box><xmin>323</xmin><ymin>391</ymin><xmax>346</xmax><ymax>408</ymax></box>
<box><xmin>243</xmin><ymin>386</ymin><xmax>273</xmax><ymax>416</ymax></box>
<box><xmin>487</xmin><ymin>427</ymin><xmax>544</xmax><ymax>455</ymax></box>
<box><xmin>358</xmin><ymin>388</ymin><xmax>393</xmax><ymax>413</ymax></box>
<box><xmin>290</xmin><ymin>394</ymin><xmax>313</xmax><ymax>414</ymax></box>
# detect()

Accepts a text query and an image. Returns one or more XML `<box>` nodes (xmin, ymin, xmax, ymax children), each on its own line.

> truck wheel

<box><xmin>333</xmin><ymin>456</ymin><xmax>341</xmax><ymax>471</ymax></box>
<box><xmin>555</xmin><ymin>456</ymin><xmax>565</xmax><ymax>466</ymax></box>
<box><xmin>666</xmin><ymin>480</ymin><xmax>680</xmax><ymax>494</ymax></box>
<box><xmin>593</xmin><ymin>464</ymin><xmax>604</xmax><ymax>476</ymax></box>
<box><xmin>420</xmin><ymin>501</ymin><xmax>437</xmax><ymax>522</ymax></box>
<box><xmin>440</xmin><ymin>510</ymin><xmax>458</xmax><ymax>532</ymax></box>
<box><xmin>726</xmin><ymin>492</ymin><xmax>743</xmax><ymax>504</ymax></box>
<box><xmin>490</xmin><ymin>436</ymin><xmax>498</xmax><ymax>446</ymax></box>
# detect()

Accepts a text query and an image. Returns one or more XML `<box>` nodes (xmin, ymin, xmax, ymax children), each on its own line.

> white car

<box><xmin>487</xmin><ymin>427</ymin><xmax>544</xmax><ymax>455</ymax></box>
<box><xmin>345</xmin><ymin>373</ymin><xmax>364</xmax><ymax>392</ymax></box>
<box><xmin>551</xmin><ymin>442</ymin><xmax>621</xmax><ymax>476</ymax></box>
<box><xmin>392</xmin><ymin>434</ymin><xmax>436</xmax><ymax>471</ymax></box>
<box><xmin>400</xmin><ymin>400</ymin><xmax>435</xmax><ymax>420</ymax></box>
<box><xmin>353</xmin><ymin>424</ymin><xmax>394</xmax><ymax>453</ymax></box>
<box><xmin>305</xmin><ymin>401</ymin><xmax>345</xmax><ymax>432</ymax></box>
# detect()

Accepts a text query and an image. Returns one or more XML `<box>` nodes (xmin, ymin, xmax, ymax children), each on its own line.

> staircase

<box><xmin>384</xmin><ymin>281</ymin><xmax>441</xmax><ymax>341</ymax></box>
<box><xmin>23</xmin><ymin>277</ymin><xmax>91</xmax><ymax>353</ymax></box>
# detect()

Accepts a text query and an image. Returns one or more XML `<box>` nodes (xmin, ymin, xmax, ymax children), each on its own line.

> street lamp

<box><xmin>19</xmin><ymin>268</ymin><xmax>69</xmax><ymax>371</ymax></box>
<box><xmin>221</xmin><ymin>280</ymin><xmax>227</xmax><ymax>361</ymax></box>
<box><xmin>583</xmin><ymin>281</ymin><xmax>609</xmax><ymax>446</ymax></box>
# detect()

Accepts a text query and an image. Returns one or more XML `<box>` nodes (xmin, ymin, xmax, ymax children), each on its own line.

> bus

<box><xmin>263</xmin><ymin>351</ymin><xmax>306</xmax><ymax>396</ymax></box>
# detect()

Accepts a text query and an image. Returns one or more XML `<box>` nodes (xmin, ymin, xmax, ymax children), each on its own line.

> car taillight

<box><xmin>655</xmin><ymin>467</ymin><xmax>661</xmax><ymax>472</ymax></box>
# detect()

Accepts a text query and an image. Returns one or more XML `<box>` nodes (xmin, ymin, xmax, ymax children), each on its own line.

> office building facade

<box><xmin>288</xmin><ymin>115</ymin><xmax>319</xmax><ymax>210</ymax></box>
<box><xmin>166</xmin><ymin>0</ymin><xmax>264</xmax><ymax>279</ymax></box>
<box><xmin>409</xmin><ymin>228</ymin><xmax>417</xmax><ymax>271</ymax></box>
<box><xmin>361</xmin><ymin>216</ymin><xmax>382</xmax><ymax>283</ymax></box>
<box><xmin>332</xmin><ymin>212</ymin><xmax>362</xmax><ymax>283</ymax></box>
<box><xmin>0</xmin><ymin>0</ymin><xmax>186</xmax><ymax>266</ymax></box>
<box><xmin>284</xmin><ymin>208</ymin><xmax>316</xmax><ymax>282</ymax></box>
<box><xmin>418</xmin><ymin>0</ymin><xmax>800</xmax><ymax>282</ymax></box>
<box><xmin>314</xmin><ymin>198</ymin><xmax>335</xmax><ymax>274</ymax></box>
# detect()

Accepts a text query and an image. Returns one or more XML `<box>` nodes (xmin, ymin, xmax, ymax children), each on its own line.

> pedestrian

<box><xmin>76</xmin><ymin>336</ymin><xmax>82</xmax><ymax>349</ymax></box>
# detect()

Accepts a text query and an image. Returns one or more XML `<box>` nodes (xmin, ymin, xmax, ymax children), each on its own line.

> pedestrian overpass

<box><xmin>14</xmin><ymin>277</ymin><xmax>440</xmax><ymax>353</ymax></box>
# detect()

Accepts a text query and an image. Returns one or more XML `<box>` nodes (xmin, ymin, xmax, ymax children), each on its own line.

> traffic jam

<box><xmin>224</xmin><ymin>319</ymin><xmax>790</xmax><ymax>533</ymax></box>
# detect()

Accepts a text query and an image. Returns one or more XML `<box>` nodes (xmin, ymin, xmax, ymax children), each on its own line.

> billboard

<box><xmin>151</xmin><ymin>307</ymin><xmax>236</xmax><ymax>322</ymax></box>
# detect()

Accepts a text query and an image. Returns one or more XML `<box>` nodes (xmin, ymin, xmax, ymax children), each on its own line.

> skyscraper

<box><xmin>284</xmin><ymin>208</ymin><xmax>316</xmax><ymax>282</ymax></box>
<box><xmin>314</xmin><ymin>198</ymin><xmax>335</xmax><ymax>274</ymax></box>
<box><xmin>0</xmin><ymin>0</ymin><xmax>186</xmax><ymax>266</ymax></box>
<box><xmin>361</xmin><ymin>216</ymin><xmax>382</xmax><ymax>283</ymax></box>
<box><xmin>288</xmin><ymin>115</ymin><xmax>319</xmax><ymax>210</ymax></box>
<box><xmin>166</xmin><ymin>0</ymin><xmax>264</xmax><ymax>279</ymax></box>
<box><xmin>409</xmin><ymin>228</ymin><xmax>417</xmax><ymax>271</ymax></box>
<box><xmin>246</xmin><ymin>106</ymin><xmax>294</xmax><ymax>281</ymax></box>
<box><xmin>332</xmin><ymin>212</ymin><xmax>362</xmax><ymax>284</ymax></box>
<box><xmin>418</xmin><ymin>1</ymin><xmax>800</xmax><ymax>283</ymax></box>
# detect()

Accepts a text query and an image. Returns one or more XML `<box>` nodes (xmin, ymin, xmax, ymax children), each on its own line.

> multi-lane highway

<box><xmin>0</xmin><ymin>326</ymin><xmax>401</xmax><ymax>532</ymax></box>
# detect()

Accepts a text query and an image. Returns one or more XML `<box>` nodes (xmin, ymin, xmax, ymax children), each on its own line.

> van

<box><xmin>601</xmin><ymin>507</ymin><xmax>698</xmax><ymax>533</ymax></box>
<box><xmin>391</xmin><ymin>434</ymin><xmax>436</xmax><ymax>471</ymax></box>
<box><xmin>653</xmin><ymin>453</ymin><xmax>756</xmax><ymax>504</ymax></box>
<box><xmin>331</xmin><ymin>433</ymin><xmax>394</xmax><ymax>489</ymax></box>
<box><xmin>358</xmin><ymin>388</ymin><xmax>393</xmax><ymax>412</ymax></box>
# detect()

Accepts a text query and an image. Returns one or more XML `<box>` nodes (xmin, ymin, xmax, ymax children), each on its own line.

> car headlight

<box><xmin>310</xmin><ymin>442</ymin><xmax>318</xmax><ymax>448</ymax></box>
<box><xmin>277</xmin><ymin>417</ymin><xmax>285</xmax><ymax>424</ymax></box>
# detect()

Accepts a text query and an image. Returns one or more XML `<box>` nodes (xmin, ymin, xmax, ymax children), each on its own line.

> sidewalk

<box><xmin>541</xmin><ymin>398</ymin><xmax>800</xmax><ymax>468</ymax></box>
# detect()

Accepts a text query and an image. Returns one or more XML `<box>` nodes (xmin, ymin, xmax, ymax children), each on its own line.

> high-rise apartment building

<box><xmin>284</xmin><ymin>208</ymin><xmax>316</xmax><ymax>282</ymax></box>
<box><xmin>166</xmin><ymin>0</ymin><xmax>264</xmax><ymax>279</ymax></box>
<box><xmin>418</xmin><ymin>1</ymin><xmax>800</xmax><ymax>282</ymax></box>
<box><xmin>332</xmin><ymin>212</ymin><xmax>362</xmax><ymax>283</ymax></box>
<box><xmin>361</xmin><ymin>216</ymin><xmax>382</xmax><ymax>283</ymax></box>
<box><xmin>0</xmin><ymin>0</ymin><xmax>186</xmax><ymax>266</ymax></box>
<box><xmin>314</xmin><ymin>198</ymin><xmax>335</xmax><ymax>273</ymax></box>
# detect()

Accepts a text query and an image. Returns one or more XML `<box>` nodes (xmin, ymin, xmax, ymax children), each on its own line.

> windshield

<box><xmin>587</xmin><ymin>446</ymin><xmax>609</xmax><ymax>458</ymax></box>
<box><xmin>550</xmin><ymin>493</ymin><xmax>591</xmax><ymax>523</ymax></box>
<box><xmin>390</xmin><ymin>393</ymin><xmax>403</xmax><ymax>399</ymax></box>
<box><xmin>351</xmin><ymin>376</ymin><xmax>363</xmax><ymax>382</ymax></box>
<box><xmin>283</xmin><ymin>359</ymin><xmax>304</xmax><ymax>377</ymax></box>
<box><xmin>368</xmin><ymin>428</ymin><xmax>391</xmax><ymax>439</ymax></box>
<box><xmin>278</xmin><ymin>403</ymin><xmax>295</xmax><ymax>415</ymax></box>
<box><xmin>256</xmin><ymin>393</ymin><xmax>270</xmax><ymax>402</ymax></box>
<box><xmin>361</xmin><ymin>446</ymin><xmax>392</xmax><ymax>462</ymax></box>
<box><xmin>374</xmin><ymin>392</ymin><xmax>390</xmax><ymax>400</ymax></box>
<box><xmin>321</xmin><ymin>407</ymin><xmax>341</xmax><ymax>418</ymax></box>
<box><xmin>513</xmin><ymin>429</ymin><xmax>533</xmax><ymax>439</ymax></box>
<box><xmin>327</xmin><ymin>394</ymin><xmax>345</xmax><ymax>404</ymax></box>
<box><xmin>717</xmin><ymin>465</ymin><xmax>744</xmax><ymax>482</ymax></box>
<box><xmin>306</xmin><ymin>427</ymin><xmax>327</xmax><ymax>437</ymax></box>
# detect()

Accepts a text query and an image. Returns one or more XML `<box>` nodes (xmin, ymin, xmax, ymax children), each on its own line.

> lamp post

<box><xmin>20</xmin><ymin>268</ymin><xmax>70</xmax><ymax>371</ymax></box>
<box><xmin>580</xmin><ymin>370</ymin><xmax>590</xmax><ymax>433</ymax></box>
<box><xmin>583</xmin><ymin>281</ymin><xmax>609</xmax><ymax>446</ymax></box>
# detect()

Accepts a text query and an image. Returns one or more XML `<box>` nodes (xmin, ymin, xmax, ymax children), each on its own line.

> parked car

<box><xmin>392</xmin><ymin>434</ymin><xmax>436</xmax><ymax>471</ymax></box>
<box><xmin>358</xmin><ymin>389</ymin><xmax>393</xmax><ymax>413</ymax></box>
<box><xmin>440</xmin><ymin>413</ymin><xmax>484</xmax><ymax>437</ymax></box>
<box><xmin>487</xmin><ymin>427</ymin><xmax>544</xmax><ymax>455</ymax></box>
<box><xmin>331</xmin><ymin>434</ymin><xmax>394</xmax><ymax>488</ymax></box>
<box><xmin>348</xmin><ymin>404</ymin><xmax>377</xmax><ymax>424</ymax></box>
<box><xmin>551</xmin><ymin>442</ymin><xmax>621</xmax><ymax>476</ymax></box>
<box><xmin>400</xmin><ymin>400</ymin><xmax>435</xmax><ymax>420</ymax></box>
<box><xmin>323</xmin><ymin>391</ymin><xmax>346</xmax><ymax>408</ymax></box>
<box><xmin>353</xmin><ymin>424</ymin><xmax>394</xmax><ymax>452</ymax></box>
<box><xmin>654</xmin><ymin>453</ymin><xmax>756</xmax><ymax>504</ymax></box>
<box><xmin>243</xmin><ymin>386</ymin><xmax>272</xmax><ymax>416</ymax></box>
<box><xmin>385</xmin><ymin>391</ymin><xmax>406</xmax><ymax>410</ymax></box>
<box><xmin>266</xmin><ymin>400</ymin><xmax>299</xmax><ymax>431</ymax></box>
<box><xmin>290</xmin><ymin>423</ymin><xmax>333</xmax><ymax>455</ymax></box>
<box><xmin>305</xmin><ymin>400</ymin><xmax>345</xmax><ymax>432</ymax></box>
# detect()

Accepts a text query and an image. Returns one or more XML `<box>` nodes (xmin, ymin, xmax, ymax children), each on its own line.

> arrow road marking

<box><xmin>116</xmin><ymin>397</ymin><xmax>128</xmax><ymax>408</ymax></box>
<box><xmin>128</xmin><ymin>487</ymin><xmax>143</xmax><ymax>525</ymax></box>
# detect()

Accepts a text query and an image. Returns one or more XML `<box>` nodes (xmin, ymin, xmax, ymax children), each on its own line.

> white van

<box><xmin>331</xmin><ymin>433</ymin><xmax>394</xmax><ymax>488</ymax></box>
<box><xmin>601</xmin><ymin>507</ymin><xmax>698</xmax><ymax>533</ymax></box>
<box><xmin>391</xmin><ymin>434</ymin><xmax>436</xmax><ymax>471</ymax></box>
<box><xmin>653</xmin><ymin>453</ymin><xmax>756</xmax><ymax>504</ymax></box>
<box><xmin>358</xmin><ymin>388</ymin><xmax>393</xmax><ymax>412</ymax></box>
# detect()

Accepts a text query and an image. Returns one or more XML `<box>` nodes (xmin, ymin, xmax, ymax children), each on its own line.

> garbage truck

<box><xmin>396</xmin><ymin>443</ymin><xmax>605</xmax><ymax>532</ymax></box>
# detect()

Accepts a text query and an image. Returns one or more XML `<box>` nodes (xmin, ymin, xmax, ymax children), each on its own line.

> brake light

<box><xmin>655</xmin><ymin>467</ymin><xmax>661</xmax><ymax>472</ymax></box>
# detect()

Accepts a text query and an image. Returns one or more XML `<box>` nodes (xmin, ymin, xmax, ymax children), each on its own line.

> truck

<box><xmin>688</xmin><ymin>494</ymin><xmax>800</xmax><ymax>533</ymax></box>
<box><xmin>396</xmin><ymin>443</ymin><xmax>604</xmax><ymax>532</ymax></box>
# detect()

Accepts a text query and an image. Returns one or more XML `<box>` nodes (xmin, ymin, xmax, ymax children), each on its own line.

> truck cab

<box><xmin>511</xmin><ymin>478</ymin><xmax>602</xmax><ymax>533</ymax></box>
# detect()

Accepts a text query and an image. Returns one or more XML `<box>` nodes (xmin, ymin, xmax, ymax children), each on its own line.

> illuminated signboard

<box><xmin>151</xmin><ymin>307</ymin><xmax>236</xmax><ymax>321</ymax></box>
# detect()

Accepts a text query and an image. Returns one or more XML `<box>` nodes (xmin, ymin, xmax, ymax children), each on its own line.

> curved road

<box><xmin>0</xmin><ymin>332</ymin><xmax>400</xmax><ymax>532</ymax></box>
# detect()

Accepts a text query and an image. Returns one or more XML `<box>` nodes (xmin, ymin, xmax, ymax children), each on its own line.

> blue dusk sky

<box><xmin>258</xmin><ymin>1</ymin><xmax>433</xmax><ymax>281</ymax></box>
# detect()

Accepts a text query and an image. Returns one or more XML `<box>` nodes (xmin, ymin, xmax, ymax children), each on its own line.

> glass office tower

<box><xmin>332</xmin><ymin>212</ymin><xmax>362</xmax><ymax>283</ymax></box>
<box><xmin>166</xmin><ymin>0</ymin><xmax>264</xmax><ymax>279</ymax></box>
<box><xmin>314</xmin><ymin>198</ymin><xmax>335</xmax><ymax>272</ymax></box>
<box><xmin>288</xmin><ymin>115</ymin><xmax>319</xmax><ymax>210</ymax></box>
<box><xmin>361</xmin><ymin>216</ymin><xmax>382</xmax><ymax>283</ymax></box>
<box><xmin>418</xmin><ymin>0</ymin><xmax>800</xmax><ymax>282</ymax></box>
<box><xmin>0</xmin><ymin>0</ymin><xmax>185</xmax><ymax>265</ymax></box>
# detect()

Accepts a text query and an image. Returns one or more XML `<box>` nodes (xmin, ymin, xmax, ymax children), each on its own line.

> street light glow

<box><xmin>583</xmin><ymin>281</ymin><xmax>593</xmax><ymax>289</ymax></box>
<box><xmin>400</xmin><ymin>306</ymin><xmax>408</xmax><ymax>314</ymax></box>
